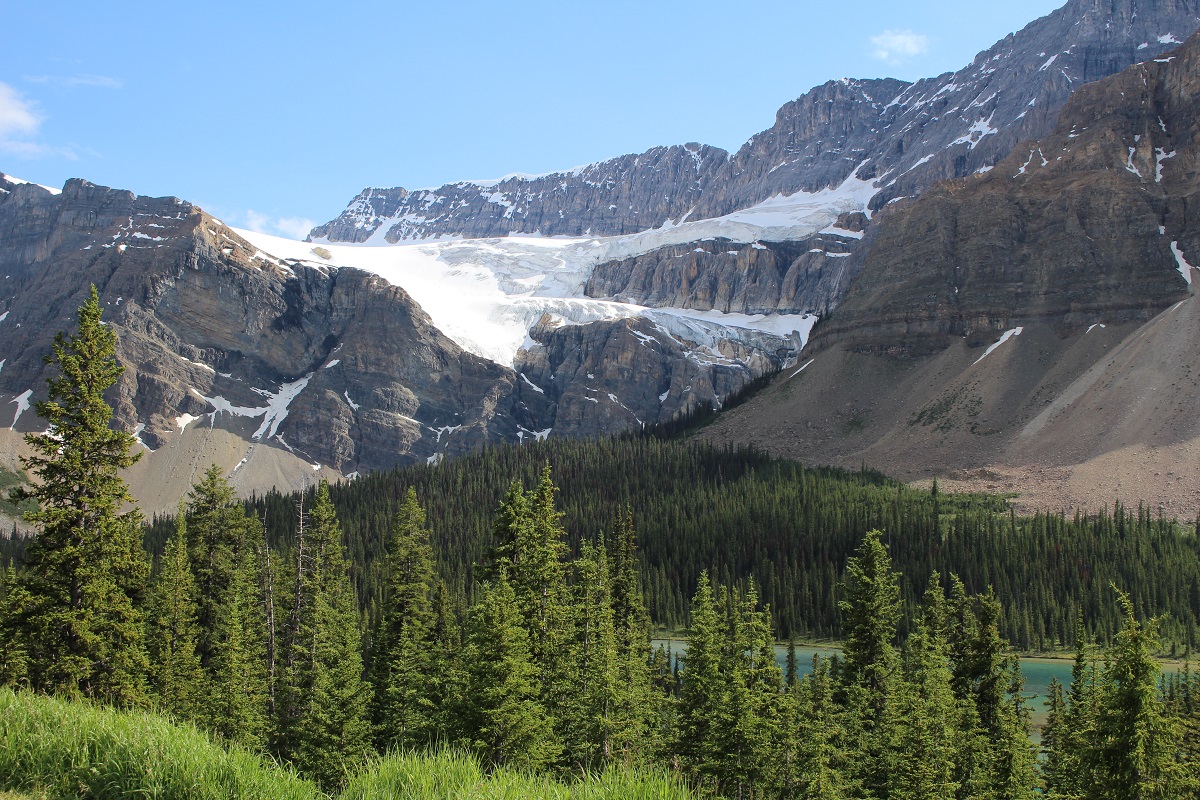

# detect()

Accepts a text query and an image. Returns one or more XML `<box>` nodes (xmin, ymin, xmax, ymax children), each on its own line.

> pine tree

<box><xmin>1041</xmin><ymin>677</ymin><xmax>1068</xmax><ymax>793</ymax></box>
<box><xmin>837</xmin><ymin>528</ymin><xmax>901</xmax><ymax>798</ymax></box>
<box><xmin>370</xmin><ymin>487</ymin><xmax>438</xmax><ymax>750</ymax></box>
<box><xmin>1097</xmin><ymin>589</ymin><xmax>1187</xmax><ymax>800</ymax></box>
<box><xmin>206</xmin><ymin>517</ymin><xmax>269</xmax><ymax>749</ymax></box>
<box><xmin>1045</xmin><ymin>626</ymin><xmax>1103</xmax><ymax>799</ymax></box>
<box><xmin>10</xmin><ymin>285</ymin><xmax>148</xmax><ymax>706</ymax></box>
<box><xmin>185</xmin><ymin>464</ymin><xmax>248</xmax><ymax>671</ymax></box>
<box><xmin>426</xmin><ymin>579</ymin><xmax>463</xmax><ymax>743</ymax></box>
<box><xmin>726</xmin><ymin>582</ymin><xmax>785</xmax><ymax>797</ymax></box>
<box><xmin>145</xmin><ymin>507</ymin><xmax>205</xmax><ymax>721</ymax></box>
<box><xmin>795</xmin><ymin>656</ymin><xmax>851</xmax><ymax>800</ymax></box>
<box><xmin>285</xmin><ymin>482</ymin><xmax>372</xmax><ymax>788</ymax></box>
<box><xmin>604</xmin><ymin>507</ymin><xmax>658</xmax><ymax>765</ymax></box>
<box><xmin>479</xmin><ymin>466</ymin><xmax>572</xmax><ymax>744</ymax></box>
<box><xmin>839</xmin><ymin>529</ymin><xmax>901</xmax><ymax>699</ymax></box>
<box><xmin>889</xmin><ymin>578</ymin><xmax>960</xmax><ymax>800</ymax></box>
<box><xmin>558</xmin><ymin>538</ymin><xmax>621</xmax><ymax>770</ymax></box>
<box><xmin>519</xmin><ymin>465</ymin><xmax>571</xmax><ymax>677</ymax></box>
<box><xmin>674</xmin><ymin>572</ymin><xmax>726</xmax><ymax>792</ymax></box>
<box><xmin>461</xmin><ymin>569</ymin><xmax>561</xmax><ymax>771</ymax></box>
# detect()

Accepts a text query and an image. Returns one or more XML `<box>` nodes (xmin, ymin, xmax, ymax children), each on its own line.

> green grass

<box><xmin>0</xmin><ymin>689</ymin><xmax>692</xmax><ymax>800</ymax></box>
<box><xmin>342</xmin><ymin>750</ymin><xmax>691</xmax><ymax>800</ymax></box>
<box><xmin>0</xmin><ymin>688</ymin><xmax>323</xmax><ymax>800</ymax></box>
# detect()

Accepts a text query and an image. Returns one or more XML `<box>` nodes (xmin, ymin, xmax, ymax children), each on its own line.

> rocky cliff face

<box><xmin>0</xmin><ymin>174</ymin><xmax>784</xmax><ymax>487</ymax></box>
<box><xmin>583</xmin><ymin>216</ymin><xmax>864</xmax><ymax>315</ymax></box>
<box><xmin>312</xmin><ymin>0</ymin><xmax>1200</xmax><ymax>252</ymax></box>
<box><xmin>811</xmin><ymin>28</ymin><xmax>1200</xmax><ymax>355</ymax></box>
<box><xmin>515</xmin><ymin>314</ymin><xmax>785</xmax><ymax>437</ymax></box>
<box><xmin>308</xmin><ymin>144</ymin><xmax>730</xmax><ymax>243</ymax></box>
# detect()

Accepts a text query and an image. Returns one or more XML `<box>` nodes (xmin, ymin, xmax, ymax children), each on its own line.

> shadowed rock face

<box><xmin>0</xmin><ymin>176</ymin><xmax>783</xmax><ymax>477</ymax></box>
<box><xmin>313</xmin><ymin>0</ymin><xmax>1200</xmax><ymax>249</ymax></box>
<box><xmin>812</xmin><ymin>29</ymin><xmax>1200</xmax><ymax>356</ymax></box>
<box><xmin>583</xmin><ymin>231</ymin><xmax>859</xmax><ymax>316</ymax></box>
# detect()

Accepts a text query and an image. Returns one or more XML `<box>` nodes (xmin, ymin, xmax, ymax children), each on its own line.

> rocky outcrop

<box><xmin>514</xmin><ymin>315</ymin><xmax>784</xmax><ymax>436</ymax></box>
<box><xmin>810</xmin><ymin>29</ymin><xmax>1200</xmax><ymax>356</ymax></box>
<box><xmin>313</xmin><ymin>0</ymin><xmax>1200</xmax><ymax>248</ymax></box>
<box><xmin>583</xmin><ymin>232</ymin><xmax>860</xmax><ymax>315</ymax></box>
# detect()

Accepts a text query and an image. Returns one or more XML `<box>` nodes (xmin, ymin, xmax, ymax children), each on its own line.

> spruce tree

<box><xmin>795</xmin><ymin>656</ymin><xmax>851</xmax><ymax>800</ymax></box>
<box><xmin>726</xmin><ymin>583</ymin><xmax>785</xmax><ymax>797</ymax></box>
<box><xmin>889</xmin><ymin>579</ymin><xmax>960</xmax><ymax>800</ymax></box>
<box><xmin>206</xmin><ymin>517</ymin><xmax>269</xmax><ymax>750</ymax></box>
<box><xmin>837</xmin><ymin>528</ymin><xmax>901</xmax><ymax>798</ymax></box>
<box><xmin>674</xmin><ymin>572</ymin><xmax>726</xmax><ymax>792</ymax></box>
<box><xmin>461</xmin><ymin>569</ymin><xmax>561</xmax><ymax>771</ymax></box>
<box><xmin>10</xmin><ymin>285</ymin><xmax>148</xmax><ymax>706</ymax></box>
<box><xmin>185</xmin><ymin>464</ymin><xmax>248</xmax><ymax>670</ymax></box>
<box><xmin>1041</xmin><ymin>677</ymin><xmax>1068</xmax><ymax>793</ymax></box>
<box><xmin>559</xmin><ymin>538</ymin><xmax>621</xmax><ymax>770</ymax></box>
<box><xmin>145</xmin><ymin>507</ymin><xmax>205</xmax><ymax>721</ymax></box>
<box><xmin>284</xmin><ymin>482</ymin><xmax>372</xmax><ymax>788</ymax></box>
<box><xmin>1045</xmin><ymin>627</ymin><xmax>1103</xmax><ymax>799</ymax></box>
<box><xmin>370</xmin><ymin>487</ymin><xmax>438</xmax><ymax>750</ymax></box>
<box><xmin>839</xmin><ymin>529</ymin><xmax>901</xmax><ymax>699</ymax></box>
<box><xmin>604</xmin><ymin>507</ymin><xmax>658</xmax><ymax>764</ymax></box>
<box><xmin>426</xmin><ymin>579</ymin><xmax>464</xmax><ymax>743</ymax></box>
<box><xmin>1098</xmin><ymin>590</ymin><xmax>1187</xmax><ymax>799</ymax></box>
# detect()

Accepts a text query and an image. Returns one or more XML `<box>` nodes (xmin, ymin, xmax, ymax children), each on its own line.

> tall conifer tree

<box><xmin>559</xmin><ymin>539</ymin><xmax>621</xmax><ymax>770</ymax></box>
<box><xmin>838</xmin><ymin>528</ymin><xmax>901</xmax><ymax>798</ymax></box>
<box><xmin>206</xmin><ymin>516</ymin><xmax>269</xmax><ymax>749</ymax></box>
<box><xmin>283</xmin><ymin>482</ymin><xmax>371</xmax><ymax>787</ymax></box>
<box><xmin>146</xmin><ymin>507</ymin><xmax>205</xmax><ymax>721</ymax></box>
<box><xmin>370</xmin><ymin>487</ymin><xmax>439</xmax><ymax>750</ymax></box>
<box><xmin>462</xmin><ymin>569</ymin><xmax>561</xmax><ymax>771</ymax></box>
<box><xmin>10</xmin><ymin>285</ymin><xmax>148</xmax><ymax>706</ymax></box>
<box><xmin>185</xmin><ymin>464</ymin><xmax>247</xmax><ymax>671</ymax></box>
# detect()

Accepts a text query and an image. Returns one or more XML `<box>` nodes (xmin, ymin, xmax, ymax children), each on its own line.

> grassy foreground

<box><xmin>0</xmin><ymin>688</ymin><xmax>690</xmax><ymax>800</ymax></box>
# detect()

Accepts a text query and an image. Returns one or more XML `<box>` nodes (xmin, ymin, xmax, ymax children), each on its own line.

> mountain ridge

<box><xmin>312</xmin><ymin>0</ymin><xmax>1200</xmax><ymax>249</ymax></box>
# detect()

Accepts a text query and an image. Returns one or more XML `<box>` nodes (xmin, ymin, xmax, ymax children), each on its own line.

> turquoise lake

<box><xmin>653</xmin><ymin>640</ymin><xmax>1183</xmax><ymax>730</ymax></box>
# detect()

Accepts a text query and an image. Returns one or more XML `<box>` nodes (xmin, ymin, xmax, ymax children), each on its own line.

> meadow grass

<box><xmin>0</xmin><ymin>688</ymin><xmax>692</xmax><ymax>800</ymax></box>
<box><xmin>0</xmin><ymin>688</ymin><xmax>321</xmax><ymax>800</ymax></box>
<box><xmin>341</xmin><ymin>749</ymin><xmax>692</xmax><ymax>800</ymax></box>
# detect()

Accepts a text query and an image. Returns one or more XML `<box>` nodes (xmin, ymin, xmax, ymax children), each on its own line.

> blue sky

<box><xmin>1</xmin><ymin>0</ymin><xmax>1064</xmax><ymax>238</ymax></box>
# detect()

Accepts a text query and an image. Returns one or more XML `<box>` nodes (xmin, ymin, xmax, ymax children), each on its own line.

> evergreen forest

<box><xmin>2</xmin><ymin>289</ymin><xmax>1200</xmax><ymax>798</ymax></box>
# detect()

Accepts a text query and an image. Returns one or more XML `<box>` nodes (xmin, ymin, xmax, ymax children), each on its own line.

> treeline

<box><xmin>154</xmin><ymin>437</ymin><xmax>1200</xmax><ymax>653</ymax></box>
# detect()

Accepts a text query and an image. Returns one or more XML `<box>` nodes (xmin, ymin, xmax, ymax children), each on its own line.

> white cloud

<box><xmin>0</xmin><ymin>81</ymin><xmax>75</xmax><ymax>159</ymax></box>
<box><xmin>243</xmin><ymin>210</ymin><xmax>317</xmax><ymax>240</ymax></box>
<box><xmin>0</xmin><ymin>82</ymin><xmax>41</xmax><ymax>139</ymax></box>
<box><xmin>274</xmin><ymin>216</ymin><xmax>318</xmax><ymax>239</ymax></box>
<box><xmin>25</xmin><ymin>74</ymin><xmax>124</xmax><ymax>90</ymax></box>
<box><xmin>871</xmin><ymin>29</ymin><xmax>929</xmax><ymax>63</ymax></box>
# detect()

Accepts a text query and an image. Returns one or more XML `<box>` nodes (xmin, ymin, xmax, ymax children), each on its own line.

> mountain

<box><xmin>699</xmin><ymin>28</ymin><xmax>1200</xmax><ymax>518</ymax></box>
<box><xmin>2</xmin><ymin>0</ymin><xmax>1198</xmax><ymax>513</ymax></box>
<box><xmin>0</xmin><ymin>175</ymin><xmax>792</xmax><ymax>510</ymax></box>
